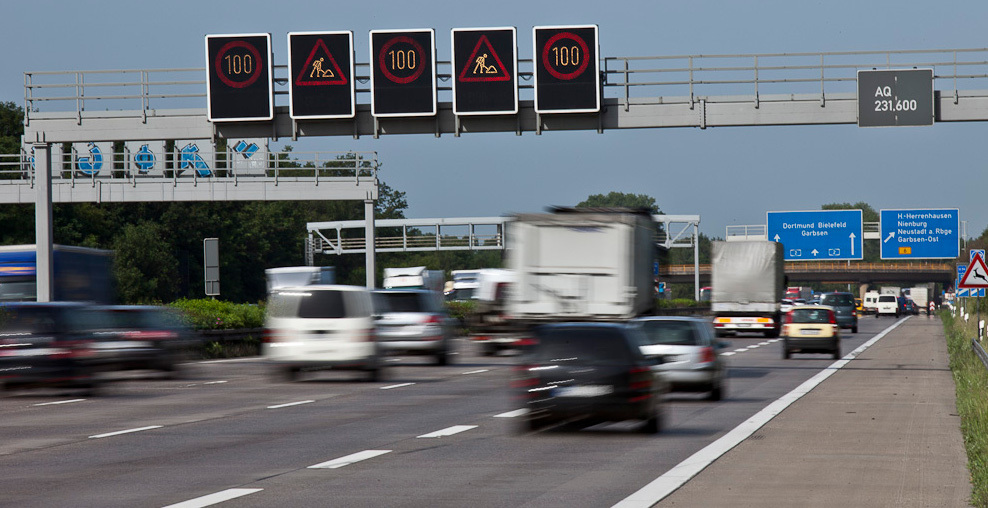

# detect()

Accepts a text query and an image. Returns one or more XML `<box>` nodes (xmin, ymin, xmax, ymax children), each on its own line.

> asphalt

<box><xmin>656</xmin><ymin>316</ymin><xmax>972</xmax><ymax>507</ymax></box>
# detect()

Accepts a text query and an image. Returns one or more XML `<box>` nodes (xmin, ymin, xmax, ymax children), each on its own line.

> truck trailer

<box><xmin>0</xmin><ymin>244</ymin><xmax>114</xmax><ymax>303</ymax></box>
<box><xmin>711</xmin><ymin>241</ymin><xmax>785</xmax><ymax>338</ymax></box>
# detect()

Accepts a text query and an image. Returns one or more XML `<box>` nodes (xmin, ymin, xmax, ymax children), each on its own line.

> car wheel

<box><xmin>852</xmin><ymin>325</ymin><xmax>858</xmax><ymax>334</ymax></box>
<box><xmin>640</xmin><ymin>403</ymin><xmax>662</xmax><ymax>434</ymax></box>
<box><xmin>832</xmin><ymin>345</ymin><xmax>841</xmax><ymax>360</ymax></box>
<box><xmin>707</xmin><ymin>378</ymin><xmax>725</xmax><ymax>401</ymax></box>
<box><xmin>366</xmin><ymin>366</ymin><xmax>383</xmax><ymax>382</ymax></box>
<box><xmin>782</xmin><ymin>344</ymin><xmax>791</xmax><ymax>359</ymax></box>
<box><xmin>279</xmin><ymin>367</ymin><xmax>299</xmax><ymax>382</ymax></box>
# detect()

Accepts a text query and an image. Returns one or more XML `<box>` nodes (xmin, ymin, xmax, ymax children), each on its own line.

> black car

<box><xmin>85</xmin><ymin>305</ymin><xmax>199</xmax><ymax>376</ymax></box>
<box><xmin>0</xmin><ymin>302</ymin><xmax>103</xmax><ymax>394</ymax></box>
<box><xmin>514</xmin><ymin>322</ymin><xmax>668</xmax><ymax>434</ymax></box>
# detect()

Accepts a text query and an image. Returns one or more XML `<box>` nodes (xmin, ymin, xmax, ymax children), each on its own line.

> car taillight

<box><xmin>51</xmin><ymin>340</ymin><xmax>95</xmax><ymax>359</ymax></box>
<box><xmin>263</xmin><ymin>329</ymin><xmax>276</xmax><ymax>343</ymax></box>
<box><xmin>700</xmin><ymin>346</ymin><xmax>716</xmax><ymax>363</ymax></box>
<box><xmin>514</xmin><ymin>337</ymin><xmax>537</xmax><ymax>347</ymax></box>
<box><xmin>829</xmin><ymin>312</ymin><xmax>837</xmax><ymax>325</ymax></box>
<box><xmin>629</xmin><ymin>366</ymin><xmax>653</xmax><ymax>391</ymax></box>
<box><xmin>424</xmin><ymin>314</ymin><xmax>442</xmax><ymax>325</ymax></box>
<box><xmin>784</xmin><ymin>312</ymin><xmax>793</xmax><ymax>324</ymax></box>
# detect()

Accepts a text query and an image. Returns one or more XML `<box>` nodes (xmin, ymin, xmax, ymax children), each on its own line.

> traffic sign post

<box><xmin>205</xmin><ymin>33</ymin><xmax>274</xmax><ymax>122</ymax></box>
<box><xmin>857</xmin><ymin>69</ymin><xmax>934</xmax><ymax>127</ymax></box>
<box><xmin>767</xmin><ymin>210</ymin><xmax>863</xmax><ymax>261</ymax></box>
<box><xmin>960</xmin><ymin>252</ymin><xmax>988</xmax><ymax>339</ymax></box>
<box><xmin>879</xmin><ymin>209</ymin><xmax>959</xmax><ymax>260</ymax></box>
<box><xmin>533</xmin><ymin>25</ymin><xmax>600</xmax><ymax>114</ymax></box>
<box><xmin>370</xmin><ymin>29</ymin><xmax>437</xmax><ymax>117</ymax></box>
<box><xmin>451</xmin><ymin>27</ymin><xmax>518</xmax><ymax>115</ymax></box>
<box><xmin>288</xmin><ymin>31</ymin><xmax>355</xmax><ymax>119</ymax></box>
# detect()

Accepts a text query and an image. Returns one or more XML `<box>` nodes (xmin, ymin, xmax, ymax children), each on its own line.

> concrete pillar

<box><xmin>365</xmin><ymin>199</ymin><xmax>375</xmax><ymax>288</ymax></box>
<box><xmin>33</xmin><ymin>143</ymin><xmax>53</xmax><ymax>302</ymax></box>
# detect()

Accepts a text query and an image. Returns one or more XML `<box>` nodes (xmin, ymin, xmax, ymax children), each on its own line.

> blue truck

<box><xmin>0</xmin><ymin>245</ymin><xmax>114</xmax><ymax>303</ymax></box>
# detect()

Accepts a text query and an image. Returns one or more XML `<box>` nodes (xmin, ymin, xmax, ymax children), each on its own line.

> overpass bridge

<box><xmin>660</xmin><ymin>261</ymin><xmax>955</xmax><ymax>287</ymax></box>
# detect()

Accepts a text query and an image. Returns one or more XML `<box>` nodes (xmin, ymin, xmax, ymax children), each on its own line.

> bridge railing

<box><xmin>661</xmin><ymin>261</ymin><xmax>955</xmax><ymax>275</ymax></box>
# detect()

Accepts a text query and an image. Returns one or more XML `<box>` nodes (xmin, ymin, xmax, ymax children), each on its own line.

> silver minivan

<box><xmin>264</xmin><ymin>285</ymin><xmax>383</xmax><ymax>381</ymax></box>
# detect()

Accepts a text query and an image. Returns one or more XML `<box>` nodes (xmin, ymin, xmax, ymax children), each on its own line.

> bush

<box><xmin>943</xmin><ymin>310</ymin><xmax>988</xmax><ymax>506</ymax></box>
<box><xmin>168</xmin><ymin>298</ymin><xmax>265</xmax><ymax>330</ymax></box>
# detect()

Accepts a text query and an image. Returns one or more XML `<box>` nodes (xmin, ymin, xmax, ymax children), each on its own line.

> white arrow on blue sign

<box><xmin>767</xmin><ymin>210</ymin><xmax>863</xmax><ymax>261</ymax></box>
<box><xmin>880</xmin><ymin>209</ymin><xmax>959</xmax><ymax>260</ymax></box>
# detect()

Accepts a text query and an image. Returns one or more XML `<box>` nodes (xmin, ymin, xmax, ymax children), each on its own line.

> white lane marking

<box><xmin>758</xmin><ymin>341</ymin><xmax>771</xmax><ymax>346</ymax></box>
<box><xmin>32</xmin><ymin>399</ymin><xmax>85</xmax><ymax>406</ymax></box>
<box><xmin>494</xmin><ymin>409</ymin><xmax>529</xmax><ymax>418</ymax></box>
<box><xmin>733</xmin><ymin>348</ymin><xmax>750</xmax><ymax>353</ymax></box>
<box><xmin>198</xmin><ymin>358</ymin><xmax>255</xmax><ymax>364</ymax></box>
<box><xmin>308</xmin><ymin>450</ymin><xmax>392</xmax><ymax>469</ymax></box>
<box><xmin>613</xmin><ymin>317</ymin><xmax>910</xmax><ymax>508</ymax></box>
<box><xmin>88</xmin><ymin>425</ymin><xmax>163</xmax><ymax>439</ymax></box>
<box><xmin>162</xmin><ymin>488</ymin><xmax>263</xmax><ymax>508</ymax></box>
<box><xmin>417</xmin><ymin>425</ymin><xmax>478</xmax><ymax>438</ymax></box>
<box><xmin>462</xmin><ymin>369</ymin><xmax>489</xmax><ymax>375</ymax></box>
<box><xmin>380</xmin><ymin>383</ymin><xmax>415</xmax><ymax>390</ymax></box>
<box><xmin>719</xmin><ymin>352</ymin><xmax>737</xmax><ymax>357</ymax></box>
<box><xmin>267</xmin><ymin>400</ymin><xmax>315</xmax><ymax>409</ymax></box>
<box><xmin>748</xmin><ymin>344</ymin><xmax>761</xmax><ymax>349</ymax></box>
<box><xmin>203</xmin><ymin>380</ymin><xmax>228</xmax><ymax>385</ymax></box>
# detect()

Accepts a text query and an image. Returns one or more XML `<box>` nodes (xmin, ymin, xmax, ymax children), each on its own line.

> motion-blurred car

<box><xmin>514</xmin><ymin>322</ymin><xmax>667</xmax><ymax>433</ymax></box>
<box><xmin>86</xmin><ymin>305</ymin><xmax>198</xmax><ymax>376</ymax></box>
<box><xmin>372</xmin><ymin>289</ymin><xmax>455</xmax><ymax>365</ymax></box>
<box><xmin>782</xmin><ymin>305</ymin><xmax>841</xmax><ymax>359</ymax></box>
<box><xmin>633</xmin><ymin>316</ymin><xmax>728</xmax><ymax>401</ymax></box>
<box><xmin>264</xmin><ymin>285</ymin><xmax>383</xmax><ymax>382</ymax></box>
<box><xmin>818</xmin><ymin>292</ymin><xmax>858</xmax><ymax>333</ymax></box>
<box><xmin>0</xmin><ymin>302</ymin><xmax>103</xmax><ymax>394</ymax></box>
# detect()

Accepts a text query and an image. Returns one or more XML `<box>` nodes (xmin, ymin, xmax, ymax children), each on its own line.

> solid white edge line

<box><xmin>267</xmin><ymin>400</ymin><xmax>315</xmax><ymax>409</ymax></box>
<box><xmin>89</xmin><ymin>425</ymin><xmax>163</xmax><ymax>439</ymax></box>
<box><xmin>494</xmin><ymin>409</ymin><xmax>529</xmax><ymax>418</ymax></box>
<box><xmin>308</xmin><ymin>449</ymin><xmax>392</xmax><ymax>469</ymax></box>
<box><xmin>416</xmin><ymin>425</ymin><xmax>478</xmax><ymax>438</ymax></box>
<box><xmin>162</xmin><ymin>488</ymin><xmax>263</xmax><ymax>508</ymax></box>
<box><xmin>380</xmin><ymin>382</ymin><xmax>415</xmax><ymax>390</ymax></box>
<box><xmin>33</xmin><ymin>399</ymin><xmax>85</xmax><ymax>406</ymax></box>
<box><xmin>612</xmin><ymin>317</ymin><xmax>910</xmax><ymax>508</ymax></box>
<box><xmin>462</xmin><ymin>369</ymin><xmax>489</xmax><ymax>375</ymax></box>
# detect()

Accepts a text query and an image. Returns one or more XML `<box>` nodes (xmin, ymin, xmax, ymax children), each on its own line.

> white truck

<box><xmin>467</xmin><ymin>268</ymin><xmax>518</xmax><ymax>355</ymax></box>
<box><xmin>506</xmin><ymin>207</ymin><xmax>656</xmax><ymax>323</ymax></box>
<box><xmin>444</xmin><ymin>269</ymin><xmax>482</xmax><ymax>302</ymax></box>
<box><xmin>711</xmin><ymin>241</ymin><xmax>785</xmax><ymax>338</ymax></box>
<box><xmin>265</xmin><ymin>266</ymin><xmax>336</xmax><ymax>292</ymax></box>
<box><xmin>382</xmin><ymin>266</ymin><xmax>444</xmax><ymax>293</ymax></box>
<box><xmin>906</xmin><ymin>286</ymin><xmax>929</xmax><ymax>311</ymax></box>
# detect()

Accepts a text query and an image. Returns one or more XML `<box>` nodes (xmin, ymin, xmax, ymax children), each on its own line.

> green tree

<box><xmin>0</xmin><ymin>101</ymin><xmax>24</xmax><ymax>155</ymax></box>
<box><xmin>576</xmin><ymin>191</ymin><xmax>661</xmax><ymax>214</ymax></box>
<box><xmin>113</xmin><ymin>222</ymin><xmax>179</xmax><ymax>303</ymax></box>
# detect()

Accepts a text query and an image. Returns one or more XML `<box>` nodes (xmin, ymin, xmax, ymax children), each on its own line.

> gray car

<box><xmin>372</xmin><ymin>289</ymin><xmax>455</xmax><ymax>365</ymax></box>
<box><xmin>818</xmin><ymin>292</ymin><xmax>858</xmax><ymax>333</ymax></box>
<box><xmin>632</xmin><ymin>316</ymin><xmax>729</xmax><ymax>401</ymax></box>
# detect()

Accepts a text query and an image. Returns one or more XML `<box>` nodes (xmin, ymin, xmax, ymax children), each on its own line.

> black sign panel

<box><xmin>533</xmin><ymin>25</ymin><xmax>600</xmax><ymax>114</ymax></box>
<box><xmin>288</xmin><ymin>31</ymin><xmax>355</xmax><ymax>119</ymax></box>
<box><xmin>452</xmin><ymin>27</ymin><xmax>518</xmax><ymax>115</ymax></box>
<box><xmin>205</xmin><ymin>33</ymin><xmax>273</xmax><ymax>122</ymax></box>
<box><xmin>370</xmin><ymin>29</ymin><xmax>437</xmax><ymax>117</ymax></box>
<box><xmin>857</xmin><ymin>69</ymin><xmax>934</xmax><ymax>127</ymax></box>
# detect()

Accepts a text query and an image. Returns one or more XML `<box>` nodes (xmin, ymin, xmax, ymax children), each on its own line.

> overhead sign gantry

<box><xmin>370</xmin><ymin>29</ymin><xmax>437</xmax><ymax>117</ymax></box>
<box><xmin>533</xmin><ymin>25</ymin><xmax>600</xmax><ymax>114</ymax></box>
<box><xmin>857</xmin><ymin>69</ymin><xmax>934</xmax><ymax>127</ymax></box>
<box><xmin>451</xmin><ymin>27</ymin><xmax>518</xmax><ymax>115</ymax></box>
<box><xmin>288</xmin><ymin>31</ymin><xmax>356</xmax><ymax>119</ymax></box>
<box><xmin>205</xmin><ymin>33</ymin><xmax>274</xmax><ymax>122</ymax></box>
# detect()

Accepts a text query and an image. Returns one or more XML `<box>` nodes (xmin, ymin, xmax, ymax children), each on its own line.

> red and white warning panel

<box><xmin>959</xmin><ymin>252</ymin><xmax>988</xmax><ymax>289</ymax></box>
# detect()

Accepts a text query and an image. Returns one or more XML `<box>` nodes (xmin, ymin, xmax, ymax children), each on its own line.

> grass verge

<box><xmin>943</xmin><ymin>310</ymin><xmax>988</xmax><ymax>506</ymax></box>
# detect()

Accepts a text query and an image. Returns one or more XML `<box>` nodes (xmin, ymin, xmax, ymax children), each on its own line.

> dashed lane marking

<box><xmin>32</xmin><ymin>399</ymin><xmax>85</xmax><ymax>406</ymax></box>
<box><xmin>89</xmin><ymin>425</ymin><xmax>163</xmax><ymax>439</ymax></box>
<box><xmin>494</xmin><ymin>409</ymin><xmax>529</xmax><ymax>418</ymax></box>
<box><xmin>308</xmin><ymin>450</ymin><xmax>392</xmax><ymax>469</ymax></box>
<box><xmin>267</xmin><ymin>400</ymin><xmax>315</xmax><ymax>409</ymax></box>
<box><xmin>162</xmin><ymin>488</ymin><xmax>263</xmax><ymax>508</ymax></box>
<box><xmin>380</xmin><ymin>383</ymin><xmax>415</xmax><ymax>390</ymax></box>
<box><xmin>417</xmin><ymin>425</ymin><xmax>478</xmax><ymax>438</ymax></box>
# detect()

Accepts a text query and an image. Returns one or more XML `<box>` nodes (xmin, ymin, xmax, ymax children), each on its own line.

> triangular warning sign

<box><xmin>296</xmin><ymin>39</ymin><xmax>347</xmax><ymax>86</ymax></box>
<box><xmin>458</xmin><ymin>35</ymin><xmax>511</xmax><ymax>83</ymax></box>
<box><xmin>960</xmin><ymin>253</ymin><xmax>988</xmax><ymax>289</ymax></box>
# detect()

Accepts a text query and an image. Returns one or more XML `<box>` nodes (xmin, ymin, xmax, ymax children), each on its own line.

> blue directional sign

<box><xmin>767</xmin><ymin>210</ymin><xmax>863</xmax><ymax>261</ymax></box>
<box><xmin>880</xmin><ymin>209</ymin><xmax>959</xmax><ymax>260</ymax></box>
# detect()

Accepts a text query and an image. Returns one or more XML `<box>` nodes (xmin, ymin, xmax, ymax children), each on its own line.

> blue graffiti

<box><xmin>233</xmin><ymin>140</ymin><xmax>260</xmax><ymax>159</ymax></box>
<box><xmin>77</xmin><ymin>143</ymin><xmax>103</xmax><ymax>175</ymax></box>
<box><xmin>180</xmin><ymin>143</ymin><xmax>211</xmax><ymax>176</ymax></box>
<box><xmin>134</xmin><ymin>144</ymin><xmax>155</xmax><ymax>173</ymax></box>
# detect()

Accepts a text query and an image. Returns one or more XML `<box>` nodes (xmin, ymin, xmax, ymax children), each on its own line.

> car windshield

<box><xmin>374</xmin><ymin>292</ymin><xmax>430</xmax><ymax>313</ymax></box>
<box><xmin>532</xmin><ymin>327</ymin><xmax>634</xmax><ymax>366</ymax></box>
<box><xmin>821</xmin><ymin>294</ymin><xmax>854</xmax><ymax>306</ymax></box>
<box><xmin>789</xmin><ymin>308</ymin><xmax>832</xmax><ymax>324</ymax></box>
<box><xmin>268</xmin><ymin>290</ymin><xmax>352</xmax><ymax>319</ymax></box>
<box><xmin>638</xmin><ymin>320</ymin><xmax>700</xmax><ymax>346</ymax></box>
<box><xmin>879</xmin><ymin>295</ymin><xmax>896</xmax><ymax>302</ymax></box>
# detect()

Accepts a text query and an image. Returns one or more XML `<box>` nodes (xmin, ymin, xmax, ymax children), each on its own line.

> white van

<box><xmin>863</xmin><ymin>291</ymin><xmax>880</xmax><ymax>314</ymax></box>
<box><xmin>876</xmin><ymin>294</ymin><xmax>900</xmax><ymax>318</ymax></box>
<box><xmin>263</xmin><ymin>285</ymin><xmax>382</xmax><ymax>381</ymax></box>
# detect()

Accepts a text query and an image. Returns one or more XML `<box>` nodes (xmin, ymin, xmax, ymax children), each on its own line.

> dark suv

<box><xmin>514</xmin><ymin>323</ymin><xmax>668</xmax><ymax>434</ymax></box>
<box><xmin>818</xmin><ymin>292</ymin><xmax>858</xmax><ymax>333</ymax></box>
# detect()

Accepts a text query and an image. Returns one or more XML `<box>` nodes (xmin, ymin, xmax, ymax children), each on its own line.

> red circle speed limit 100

<box><xmin>215</xmin><ymin>40</ymin><xmax>263</xmax><ymax>89</ymax></box>
<box><xmin>541</xmin><ymin>32</ymin><xmax>590</xmax><ymax>81</ymax></box>
<box><xmin>379</xmin><ymin>36</ymin><xmax>426</xmax><ymax>84</ymax></box>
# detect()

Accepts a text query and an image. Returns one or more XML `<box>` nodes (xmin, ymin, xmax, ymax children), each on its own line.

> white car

<box><xmin>263</xmin><ymin>285</ymin><xmax>383</xmax><ymax>381</ymax></box>
<box><xmin>876</xmin><ymin>294</ymin><xmax>900</xmax><ymax>318</ymax></box>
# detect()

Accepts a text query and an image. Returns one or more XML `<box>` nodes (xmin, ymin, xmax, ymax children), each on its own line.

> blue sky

<box><xmin>4</xmin><ymin>1</ymin><xmax>987</xmax><ymax>241</ymax></box>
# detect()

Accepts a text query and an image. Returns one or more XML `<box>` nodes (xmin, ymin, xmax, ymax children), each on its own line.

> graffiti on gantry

<box><xmin>76</xmin><ymin>142</ymin><xmax>103</xmax><ymax>175</ymax></box>
<box><xmin>179</xmin><ymin>143</ymin><xmax>211</xmax><ymax>176</ymax></box>
<box><xmin>134</xmin><ymin>144</ymin><xmax>156</xmax><ymax>174</ymax></box>
<box><xmin>233</xmin><ymin>140</ymin><xmax>260</xmax><ymax>159</ymax></box>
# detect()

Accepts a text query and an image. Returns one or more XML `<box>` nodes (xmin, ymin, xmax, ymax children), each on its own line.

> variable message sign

<box><xmin>880</xmin><ymin>209</ymin><xmax>959</xmax><ymax>260</ymax></box>
<box><xmin>205</xmin><ymin>33</ymin><xmax>273</xmax><ymax>122</ymax></box>
<box><xmin>533</xmin><ymin>25</ymin><xmax>600</xmax><ymax>114</ymax></box>
<box><xmin>451</xmin><ymin>27</ymin><xmax>518</xmax><ymax>115</ymax></box>
<box><xmin>767</xmin><ymin>210</ymin><xmax>863</xmax><ymax>261</ymax></box>
<box><xmin>370</xmin><ymin>29</ymin><xmax>437</xmax><ymax>117</ymax></box>
<box><xmin>288</xmin><ymin>31</ymin><xmax>355</xmax><ymax>119</ymax></box>
<box><xmin>857</xmin><ymin>69</ymin><xmax>934</xmax><ymax>127</ymax></box>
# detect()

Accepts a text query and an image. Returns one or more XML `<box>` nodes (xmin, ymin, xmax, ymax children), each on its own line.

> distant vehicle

<box><xmin>818</xmin><ymin>292</ymin><xmax>858</xmax><ymax>333</ymax></box>
<box><xmin>876</xmin><ymin>294</ymin><xmax>900</xmax><ymax>318</ymax></box>
<box><xmin>0</xmin><ymin>302</ymin><xmax>103</xmax><ymax>394</ymax></box>
<box><xmin>711</xmin><ymin>241</ymin><xmax>785</xmax><ymax>338</ymax></box>
<box><xmin>907</xmin><ymin>287</ymin><xmax>929</xmax><ymax>311</ymax></box>
<box><xmin>855</xmin><ymin>298</ymin><xmax>863</xmax><ymax>313</ymax></box>
<box><xmin>900</xmin><ymin>297</ymin><xmax>918</xmax><ymax>316</ymax></box>
<box><xmin>782</xmin><ymin>305</ymin><xmax>841</xmax><ymax>360</ymax></box>
<box><xmin>0</xmin><ymin>244</ymin><xmax>114</xmax><ymax>303</ymax></box>
<box><xmin>514</xmin><ymin>322</ymin><xmax>668</xmax><ymax>433</ymax></box>
<box><xmin>383</xmin><ymin>266</ymin><xmax>444</xmax><ymax>293</ymax></box>
<box><xmin>444</xmin><ymin>269</ymin><xmax>481</xmax><ymax>302</ymax></box>
<box><xmin>265</xmin><ymin>266</ymin><xmax>335</xmax><ymax>292</ymax></box>
<box><xmin>372</xmin><ymin>289</ymin><xmax>455</xmax><ymax>366</ymax></box>
<box><xmin>780</xmin><ymin>299</ymin><xmax>796</xmax><ymax>314</ymax></box>
<box><xmin>633</xmin><ymin>316</ymin><xmax>729</xmax><ymax>401</ymax></box>
<box><xmin>863</xmin><ymin>291</ymin><xmax>880</xmax><ymax>314</ymax></box>
<box><xmin>468</xmin><ymin>268</ymin><xmax>519</xmax><ymax>356</ymax></box>
<box><xmin>263</xmin><ymin>285</ymin><xmax>382</xmax><ymax>382</ymax></box>
<box><xmin>86</xmin><ymin>305</ymin><xmax>199</xmax><ymax>376</ymax></box>
<box><xmin>785</xmin><ymin>287</ymin><xmax>813</xmax><ymax>301</ymax></box>
<box><xmin>699</xmin><ymin>287</ymin><xmax>712</xmax><ymax>303</ymax></box>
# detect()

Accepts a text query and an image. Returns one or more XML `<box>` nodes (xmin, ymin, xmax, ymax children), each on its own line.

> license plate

<box><xmin>555</xmin><ymin>385</ymin><xmax>613</xmax><ymax>397</ymax></box>
<box><xmin>737</xmin><ymin>323</ymin><xmax>750</xmax><ymax>328</ymax></box>
<box><xmin>801</xmin><ymin>329</ymin><xmax>820</xmax><ymax>336</ymax></box>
